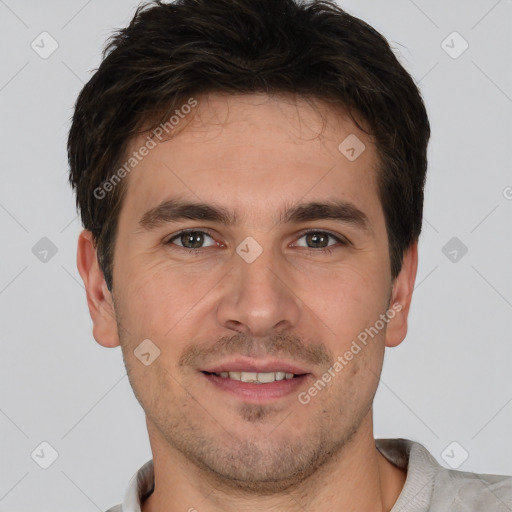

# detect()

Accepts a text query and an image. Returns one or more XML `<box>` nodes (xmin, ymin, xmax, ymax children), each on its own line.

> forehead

<box><xmin>118</xmin><ymin>92</ymin><xmax>381</xmax><ymax>228</ymax></box>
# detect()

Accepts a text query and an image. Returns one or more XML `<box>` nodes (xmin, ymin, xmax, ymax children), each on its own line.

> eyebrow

<box><xmin>138</xmin><ymin>198</ymin><xmax>371</xmax><ymax>233</ymax></box>
<box><xmin>139</xmin><ymin>199</ymin><xmax>235</xmax><ymax>229</ymax></box>
<box><xmin>281</xmin><ymin>200</ymin><xmax>370</xmax><ymax>232</ymax></box>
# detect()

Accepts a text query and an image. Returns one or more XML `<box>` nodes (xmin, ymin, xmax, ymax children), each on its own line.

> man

<box><xmin>69</xmin><ymin>0</ymin><xmax>512</xmax><ymax>510</ymax></box>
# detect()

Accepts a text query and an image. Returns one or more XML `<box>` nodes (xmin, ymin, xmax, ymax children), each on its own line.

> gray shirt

<box><xmin>105</xmin><ymin>438</ymin><xmax>512</xmax><ymax>511</ymax></box>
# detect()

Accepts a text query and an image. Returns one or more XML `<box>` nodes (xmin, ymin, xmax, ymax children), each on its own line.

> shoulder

<box><xmin>431</xmin><ymin>464</ymin><xmax>512</xmax><ymax>509</ymax></box>
<box><xmin>377</xmin><ymin>438</ymin><xmax>512</xmax><ymax>511</ymax></box>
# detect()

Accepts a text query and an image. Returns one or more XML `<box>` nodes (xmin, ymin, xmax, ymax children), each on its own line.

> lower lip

<box><xmin>201</xmin><ymin>372</ymin><xmax>310</xmax><ymax>403</ymax></box>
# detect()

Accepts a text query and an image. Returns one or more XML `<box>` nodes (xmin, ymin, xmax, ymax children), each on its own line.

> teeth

<box><xmin>216</xmin><ymin>371</ymin><xmax>297</xmax><ymax>383</ymax></box>
<box><xmin>240</xmin><ymin>372</ymin><xmax>258</xmax><ymax>383</ymax></box>
<box><xmin>257</xmin><ymin>372</ymin><xmax>275</xmax><ymax>383</ymax></box>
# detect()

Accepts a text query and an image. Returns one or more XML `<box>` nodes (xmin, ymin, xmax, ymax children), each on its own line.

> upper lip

<box><xmin>201</xmin><ymin>358</ymin><xmax>311</xmax><ymax>375</ymax></box>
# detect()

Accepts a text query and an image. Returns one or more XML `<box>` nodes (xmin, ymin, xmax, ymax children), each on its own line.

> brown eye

<box><xmin>295</xmin><ymin>231</ymin><xmax>344</xmax><ymax>250</ymax></box>
<box><xmin>167</xmin><ymin>230</ymin><xmax>216</xmax><ymax>249</ymax></box>
<box><xmin>181</xmin><ymin>231</ymin><xmax>204</xmax><ymax>248</ymax></box>
<box><xmin>304</xmin><ymin>232</ymin><xmax>330</xmax><ymax>248</ymax></box>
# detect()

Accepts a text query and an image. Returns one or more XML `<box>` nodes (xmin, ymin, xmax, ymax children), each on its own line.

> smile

<box><xmin>205</xmin><ymin>370</ymin><xmax>299</xmax><ymax>383</ymax></box>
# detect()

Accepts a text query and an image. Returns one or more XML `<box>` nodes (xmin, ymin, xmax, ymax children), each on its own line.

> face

<box><xmin>79</xmin><ymin>92</ymin><xmax>416</xmax><ymax>492</ymax></box>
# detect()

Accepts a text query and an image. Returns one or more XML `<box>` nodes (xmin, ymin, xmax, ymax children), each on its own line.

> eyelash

<box><xmin>164</xmin><ymin>229</ymin><xmax>349</xmax><ymax>255</ymax></box>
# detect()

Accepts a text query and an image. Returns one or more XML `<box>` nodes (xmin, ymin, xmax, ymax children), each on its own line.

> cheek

<box><xmin>114</xmin><ymin>260</ymin><xmax>219</xmax><ymax>353</ymax></box>
<box><xmin>297</xmin><ymin>261</ymin><xmax>389</xmax><ymax>344</ymax></box>
<box><xmin>300</xmin><ymin>336</ymin><xmax>384</xmax><ymax>428</ymax></box>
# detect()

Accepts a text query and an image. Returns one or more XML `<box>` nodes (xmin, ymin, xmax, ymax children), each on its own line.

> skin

<box><xmin>77</xmin><ymin>92</ymin><xmax>418</xmax><ymax>512</ymax></box>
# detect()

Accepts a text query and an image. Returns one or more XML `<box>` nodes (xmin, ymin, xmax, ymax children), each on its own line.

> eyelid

<box><xmin>165</xmin><ymin>228</ymin><xmax>218</xmax><ymax>247</ymax></box>
<box><xmin>293</xmin><ymin>228</ymin><xmax>351</xmax><ymax>247</ymax></box>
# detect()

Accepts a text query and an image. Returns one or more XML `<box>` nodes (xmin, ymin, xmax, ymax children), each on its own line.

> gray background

<box><xmin>1</xmin><ymin>0</ymin><xmax>511</xmax><ymax>510</ymax></box>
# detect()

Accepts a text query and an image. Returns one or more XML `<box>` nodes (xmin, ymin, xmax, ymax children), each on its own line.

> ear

<box><xmin>76</xmin><ymin>229</ymin><xmax>120</xmax><ymax>348</ymax></box>
<box><xmin>385</xmin><ymin>242</ymin><xmax>418</xmax><ymax>348</ymax></box>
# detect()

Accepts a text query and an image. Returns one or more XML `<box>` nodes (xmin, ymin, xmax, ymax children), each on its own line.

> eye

<box><xmin>294</xmin><ymin>230</ymin><xmax>347</xmax><ymax>251</ymax></box>
<box><xmin>166</xmin><ymin>230</ymin><xmax>218</xmax><ymax>250</ymax></box>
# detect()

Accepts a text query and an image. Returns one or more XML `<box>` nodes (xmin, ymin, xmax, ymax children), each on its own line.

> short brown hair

<box><xmin>68</xmin><ymin>0</ymin><xmax>430</xmax><ymax>291</ymax></box>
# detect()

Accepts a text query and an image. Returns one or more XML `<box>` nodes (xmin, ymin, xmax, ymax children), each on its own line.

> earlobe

<box><xmin>385</xmin><ymin>242</ymin><xmax>418</xmax><ymax>348</ymax></box>
<box><xmin>76</xmin><ymin>229</ymin><xmax>120</xmax><ymax>348</ymax></box>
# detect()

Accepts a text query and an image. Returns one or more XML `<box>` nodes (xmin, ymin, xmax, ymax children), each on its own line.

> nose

<box><xmin>216</xmin><ymin>241</ymin><xmax>301</xmax><ymax>337</ymax></box>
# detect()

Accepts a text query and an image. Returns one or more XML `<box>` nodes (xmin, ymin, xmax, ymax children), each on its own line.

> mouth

<box><xmin>200</xmin><ymin>360</ymin><xmax>312</xmax><ymax>403</ymax></box>
<box><xmin>202</xmin><ymin>370</ymin><xmax>303</xmax><ymax>383</ymax></box>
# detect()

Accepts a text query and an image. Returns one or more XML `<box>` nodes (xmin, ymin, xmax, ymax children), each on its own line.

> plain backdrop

<box><xmin>1</xmin><ymin>0</ymin><xmax>511</xmax><ymax>510</ymax></box>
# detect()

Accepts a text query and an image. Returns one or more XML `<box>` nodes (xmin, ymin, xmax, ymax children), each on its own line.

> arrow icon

<box><xmin>441</xmin><ymin>441</ymin><xmax>469</xmax><ymax>469</ymax></box>
<box><xmin>134</xmin><ymin>339</ymin><xmax>161</xmax><ymax>366</ymax></box>
<box><xmin>31</xmin><ymin>441</ymin><xmax>59</xmax><ymax>469</ymax></box>
<box><xmin>441</xmin><ymin>32</ymin><xmax>468</xmax><ymax>60</ymax></box>
<box><xmin>338</xmin><ymin>134</ymin><xmax>365</xmax><ymax>161</ymax></box>
<box><xmin>32</xmin><ymin>237</ymin><xmax>58</xmax><ymax>262</ymax></box>
<box><xmin>236</xmin><ymin>236</ymin><xmax>263</xmax><ymax>263</ymax></box>
<box><xmin>31</xmin><ymin>31</ymin><xmax>59</xmax><ymax>59</ymax></box>
<box><xmin>442</xmin><ymin>237</ymin><xmax>468</xmax><ymax>263</ymax></box>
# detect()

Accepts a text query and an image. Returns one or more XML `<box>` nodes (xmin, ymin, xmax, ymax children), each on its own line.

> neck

<box><xmin>141</xmin><ymin>412</ymin><xmax>406</xmax><ymax>512</ymax></box>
